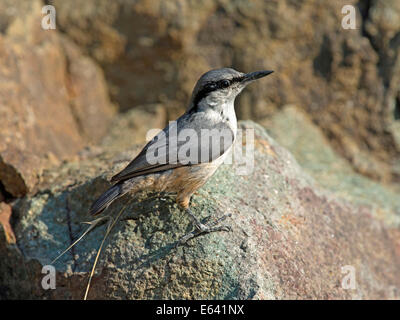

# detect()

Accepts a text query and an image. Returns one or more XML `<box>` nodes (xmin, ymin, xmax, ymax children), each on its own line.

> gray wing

<box><xmin>111</xmin><ymin>111</ymin><xmax>234</xmax><ymax>182</ymax></box>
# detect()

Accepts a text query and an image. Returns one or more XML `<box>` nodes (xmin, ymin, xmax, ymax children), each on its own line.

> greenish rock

<box><xmin>263</xmin><ymin>105</ymin><xmax>400</xmax><ymax>225</ymax></box>
<box><xmin>1</xmin><ymin>121</ymin><xmax>400</xmax><ymax>299</ymax></box>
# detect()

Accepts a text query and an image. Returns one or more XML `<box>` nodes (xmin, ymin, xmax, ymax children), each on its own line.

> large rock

<box><xmin>363</xmin><ymin>0</ymin><xmax>400</xmax><ymax>157</ymax></box>
<box><xmin>1</xmin><ymin>121</ymin><xmax>400</xmax><ymax>299</ymax></box>
<box><xmin>0</xmin><ymin>0</ymin><xmax>115</xmax><ymax>197</ymax></box>
<box><xmin>101</xmin><ymin>104</ymin><xmax>168</xmax><ymax>152</ymax></box>
<box><xmin>264</xmin><ymin>105</ymin><xmax>400</xmax><ymax>217</ymax></box>
<box><xmin>0</xmin><ymin>202</ymin><xmax>14</xmax><ymax>244</ymax></box>
<box><xmin>49</xmin><ymin>0</ymin><xmax>400</xmax><ymax>183</ymax></box>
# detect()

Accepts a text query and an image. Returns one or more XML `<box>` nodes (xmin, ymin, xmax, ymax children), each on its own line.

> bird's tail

<box><xmin>89</xmin><ymin>183</ymin><xmax>123</xmax><ymax>216</ymax></box>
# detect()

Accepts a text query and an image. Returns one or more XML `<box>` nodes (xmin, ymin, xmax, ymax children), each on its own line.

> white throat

<box><xmin>198</xmin><ymin>97</ymin><xmax>238</xmax><ymax>136</ymax></box>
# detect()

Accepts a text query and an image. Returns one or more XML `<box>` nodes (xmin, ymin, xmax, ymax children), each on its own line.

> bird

<box><xmin>89</xmin><ymin>67</ymin><xmax>274</xmax><ymax>244</ymax></box>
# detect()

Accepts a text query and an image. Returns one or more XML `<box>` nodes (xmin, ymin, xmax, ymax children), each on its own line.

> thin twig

<box><xmin>51</xmin><ymin>216</ymin><xmax>111</xmax><ymax>265</ymax></box>
<box><xmin>83</xmin><ymin>202</ymin><xmax>131</xmax><ymax>300</ymax></box>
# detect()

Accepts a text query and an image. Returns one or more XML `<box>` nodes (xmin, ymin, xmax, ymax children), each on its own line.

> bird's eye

<box><xmin>221</xmin><ymin>79</ymin><xmax>230</xmax><ymax>88</ymax></box>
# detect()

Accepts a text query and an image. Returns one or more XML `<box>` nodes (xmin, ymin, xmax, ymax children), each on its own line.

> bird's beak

<box><xmin>241</xmin><ymin>70</ymin><xmax>274</xmax><ymax>84</ymax></box>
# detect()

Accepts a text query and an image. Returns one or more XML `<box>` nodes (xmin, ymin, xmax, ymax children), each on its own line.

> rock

<box><xmin>48</xmin><ymin>0</ymin><xmax>400</xmax><ymax>183</ymax></box>
<box><xmin>0</xmin><ymin>202</ymin><xmax>15</xmax><ymax>244</ymax></box>
<box><xmin>0</xmin><ymin>0</ymin><xmax>115</xmax><ymax>197</ymax></box>
<box><xmin>363</xmin><ymin>0</ymin><xmax>400</xmax><ymax>163</ymax></box>
<box><xmin>2</xmin><ymin>121</ymin><xmax>400</xmax><ymax>299</ymax></box>
<box><xmin>101</xmin><ymin>104</ymin><xmax>167</xmax><ymax>154</ymax></box>
<box><xmin>263</xmin><ymin>105</ymin><xmax>400</xmax><ymax>220</ymax></box>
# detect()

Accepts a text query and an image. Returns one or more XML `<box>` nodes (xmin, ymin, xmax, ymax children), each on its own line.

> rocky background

<box><xmin>0</xmin><ymin>0</ymin><xmax>400</xmax><ymax>299</ymax></box>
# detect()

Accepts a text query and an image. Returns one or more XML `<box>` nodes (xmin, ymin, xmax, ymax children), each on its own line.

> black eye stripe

<box><xmin>205</xmin><ymin>82</ymin><xmax>217</xmax><ymax>90</ymax></box>
<box><xmin>232</xmin><ymin>76</ymin><xmax>245</xmax><ymax>83</ymax></box>
<box><xmin>207</xmin><ymin>76</ymin><xmax>244</xmax><ymax>90</ymax></box>
<box><xmin>192</xmin><ymin>76</ymin><xmax>245</xmax><ymax>108</ymax></box>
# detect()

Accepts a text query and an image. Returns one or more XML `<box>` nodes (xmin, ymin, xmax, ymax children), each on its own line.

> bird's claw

<box><xmin>176</xmin><ymin>212</ymin><xmax>232</xmax><ymax>247</ymax></box>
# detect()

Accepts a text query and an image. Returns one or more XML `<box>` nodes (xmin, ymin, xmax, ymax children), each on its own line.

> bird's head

<box><xmin>188</xmin><ymin>67</ymin><xmax>273</xmax><ymax>111</ymax></box>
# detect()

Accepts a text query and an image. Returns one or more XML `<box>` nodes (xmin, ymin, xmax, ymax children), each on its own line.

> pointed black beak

<box><xmin>241</xmin><ymin>70</ymin><xmax>274</xmax><ymax>83</ymax></box>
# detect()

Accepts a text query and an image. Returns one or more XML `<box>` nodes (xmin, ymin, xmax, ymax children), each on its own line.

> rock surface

<box><xmin>48</xmin><ymin>0</ymin><xmax>400</xmax><ymax>183</ymax></box>
<box><xmin>264</xmin><ymin>105</ymin><xmax>400</xmax><ymax>214</ymax></box>
<box><xmin>0</xmin><ymin>202</ymin><xmax>14</xmax><ymax>244</ymax></box>
<box><xmin>1</xmin><ymin>121</ymin><xmax>400</xmax><ymax>299</ymax></box>
<box><xmin>1</xmin><ymin>0</ymin><xmax>400</xmax><ymax>301</ymax></box>
<box><xmin>0</xmin><ymin>0</ymin><xmax>115</xmax><ymax>197</ymax></box>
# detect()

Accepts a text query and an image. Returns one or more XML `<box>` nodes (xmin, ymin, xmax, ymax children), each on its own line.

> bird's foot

<box><xmin>176</xmin><ymin>209</ymin><xmax>232</xmax><ymax>246</ymax></box>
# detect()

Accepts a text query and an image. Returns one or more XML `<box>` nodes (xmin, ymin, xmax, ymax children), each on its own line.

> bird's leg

<box><xmin>177</xmin><ymin>208</ymin><xmax>232</xmax><ymax>245</ymax></box>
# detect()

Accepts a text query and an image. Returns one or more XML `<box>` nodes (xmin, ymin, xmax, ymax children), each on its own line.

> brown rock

<box><xmin>0</xmin><ymin>202</ymin><xmax>15</xmax><ymax>244</ymax></box>
<box><xmin>0</xmin><ymin>0</ymin><xmax>115</xmax><ymax>197</ymax></box>
<box><xmin>61</xmin><ymin>38</ymin><xmax>116</xmax><ymax>143</ymax></box>
<box><xmin>364</xmin><ymin>0</ymin><xmax>400</xmax><ymax>164</ymax></box>
<box><xmin>2</xmin><ymin>121</ymin><xmax>400</xmax><ymax>299</ymax></box>
<box><xmin>101</xmin><ymin>104</ymin><xmax>167</xmax><ymax>153</ymax></box>
<box><xmin>49</xmin><ymin>0</ymin><xmax>400</xmax><ymax>183</ymax></box>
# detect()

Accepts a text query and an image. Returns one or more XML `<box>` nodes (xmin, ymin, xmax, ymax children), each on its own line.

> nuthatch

<box><xmin>90</xmin><ymin>68</ymin><xmax>273</xmax><ymax>243</ymax></box>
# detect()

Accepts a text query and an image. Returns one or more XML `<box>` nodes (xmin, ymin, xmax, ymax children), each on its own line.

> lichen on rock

<box><xmin>1</xmin><ymin>121</ymin><xmax>399</xmax><ymax>299</ymax></box>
